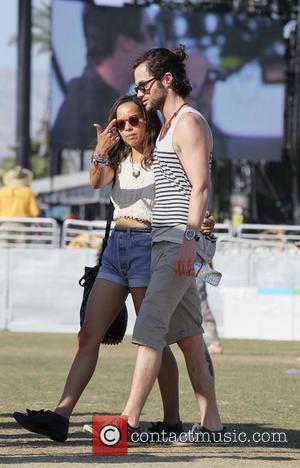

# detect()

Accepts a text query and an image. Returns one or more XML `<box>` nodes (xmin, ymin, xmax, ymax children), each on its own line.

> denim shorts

<box><xmin>96</xmin><ymin>228</ymin><xmax>152</xmax><ymax>288</ymax></box>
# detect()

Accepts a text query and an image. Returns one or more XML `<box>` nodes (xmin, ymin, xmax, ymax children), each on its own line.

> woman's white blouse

<box><xmin>111</xmin><ymin>156</ymin><xmax>155</xmax><ymax>222</ymax></box>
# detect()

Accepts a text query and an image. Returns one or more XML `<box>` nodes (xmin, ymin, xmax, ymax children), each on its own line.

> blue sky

<box><xmin>0</xmin><ymin>0</ymin><xmax>49</xmax><ymax>71</ymax></box>
<box><xmin>0</xmin><ymin>0</ymin><xmax>50</xmax><ymax>159</ymax></box>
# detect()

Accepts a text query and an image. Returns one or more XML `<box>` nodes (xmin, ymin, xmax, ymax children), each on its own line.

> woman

<box><xmin>13</xmin><ymin>95</ymin><xmax>214</xmax><ymax>442</ymax></box>
<box><xmin>197</xmin><ymin>277</ymin><xmax>223</xmax><ymax>354</ymax></box>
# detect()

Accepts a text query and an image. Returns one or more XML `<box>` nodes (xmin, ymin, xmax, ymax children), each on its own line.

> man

<box><xmin>0</xmin><ymin>166</ymin><xmax>39</xmax><ymax>245</ymax></box>
<box><xmin>122</xmin><ymin>46</ymin><xmax>223</xmax><ymax>439</ymax></box>
<box><xmin>0</xmin><ymin>166</ymin><xmax>39</xmax><ymax>218</ymax></box>
<box><xmin>51</xmin><ymin>4</ymin><xmax>154</xmax><ymax>150</ymax></box>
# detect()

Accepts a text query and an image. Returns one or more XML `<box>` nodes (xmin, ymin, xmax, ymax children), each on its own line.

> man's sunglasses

<box><xmin>134</xmin><ymin>77</ymin><xmax>157</xmax><ymax>94</ymax></box>
<box><xmin>116</xmin><ymin>116</ymin><xmax>140</xmax><ymax>131</ymax></box>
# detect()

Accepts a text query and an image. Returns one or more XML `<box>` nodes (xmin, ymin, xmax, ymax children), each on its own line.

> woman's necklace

<box><xmin>130</xmin><ymin>153</ymin><xmax>141</xmax><ymax>178</ymax></box>
<box><xmin>161</xmin><ymin>102</ymin><xmax>188</xmax><ymax>135</ymax></box>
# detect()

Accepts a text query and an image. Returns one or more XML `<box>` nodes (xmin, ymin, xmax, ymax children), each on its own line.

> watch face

<box><xmin>185</xmin><ymin>230</ymin><xmax>195</xmax><ymax>240</ymax></box>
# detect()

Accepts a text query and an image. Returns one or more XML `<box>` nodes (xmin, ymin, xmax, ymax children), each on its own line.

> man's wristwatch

<box><xmin>184</xmin><ymin>229</ymin><xmax>200</xmax><ymax>241</ymax></box>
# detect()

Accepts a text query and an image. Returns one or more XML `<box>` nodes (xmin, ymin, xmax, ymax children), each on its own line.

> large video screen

<box><xmin>50</xmin><ymin>0</ymin><xmax>285</xmax><ymax>161</ymax></box>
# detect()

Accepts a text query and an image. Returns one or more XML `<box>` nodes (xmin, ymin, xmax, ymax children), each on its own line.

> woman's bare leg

<box><xmin>157</xmin><ymin>347</ymin><xmax>180</xmax><ymax>424</ymax></box>
<box><xmin>55</xmin><ymin>279</ymin><xmax>127</xmax><ymax>419</ymax></box>
<box><xmin>130</xmin><ymin>287</ymin><xmax>180</xmax><ymax>424</ymax></box>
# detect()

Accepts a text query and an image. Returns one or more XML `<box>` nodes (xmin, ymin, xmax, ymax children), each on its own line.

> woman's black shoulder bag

<box><xmin>78</xmin><ymin>201</ymin><xmax>128</xmax><ymax>345</ymax></box>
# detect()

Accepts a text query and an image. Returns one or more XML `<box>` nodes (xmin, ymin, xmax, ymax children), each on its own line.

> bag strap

<box><xmin>98</xmin><ymin>177</ymin><xmax>115</xmax><ymax>265</ymax></box>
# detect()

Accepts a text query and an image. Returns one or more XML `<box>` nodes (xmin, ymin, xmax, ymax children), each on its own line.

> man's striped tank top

<box><xmin>152</xmin><ymin>105</ymin><xmax>213</xmax><ymax>229</ymax></box>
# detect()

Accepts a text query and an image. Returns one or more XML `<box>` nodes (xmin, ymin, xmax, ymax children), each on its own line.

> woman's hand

<box><xmin>93</xmin><ymin>119</ymin><xmax>120</xmax><ymax>156</ymax></box>
<box><xmin>201</xmin><ymin>211</ymin><xmax>215</xmax><ymax>234</ymax></box>
<box><xmin>90</xmin><ymin>120</ymin><xmax>117</xmax><ymax>188</ymax></box>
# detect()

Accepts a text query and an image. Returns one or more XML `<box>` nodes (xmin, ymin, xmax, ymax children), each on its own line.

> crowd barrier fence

<box><xmin>0</xmin><ymin>235</ymin><xmax>299</xmax><ymax>340</ymax></box>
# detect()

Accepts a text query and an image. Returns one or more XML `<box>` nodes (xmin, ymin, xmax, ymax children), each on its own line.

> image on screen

<box><xmin>50</xmin><ymin>0</ymin><xmax>285</xmax><ymax>161</ymax></box>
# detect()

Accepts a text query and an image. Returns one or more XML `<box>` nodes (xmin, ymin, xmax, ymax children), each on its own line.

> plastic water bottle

<box><xmin>194</xmin><ymin>261</ymin><xmax>222</xmax><ymax>286</ymax></box>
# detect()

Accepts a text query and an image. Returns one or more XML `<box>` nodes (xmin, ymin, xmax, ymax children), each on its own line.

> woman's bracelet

<box><xmin>91</xmin><ymin>152</ymin><xmax>109</xmax><ymax>167</ymax></box>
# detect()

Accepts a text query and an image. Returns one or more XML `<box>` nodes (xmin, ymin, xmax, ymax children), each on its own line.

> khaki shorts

<box><xmin>132</xmin><ymin>242</ymin><xmax>203</xmax><ymax>350</ymax></box>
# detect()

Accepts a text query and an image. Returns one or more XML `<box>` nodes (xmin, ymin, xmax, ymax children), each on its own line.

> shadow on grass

<box><xmin>1</xmin><ymin>419</ymin><xmax>299</xmax><ymax>464</ymax></box>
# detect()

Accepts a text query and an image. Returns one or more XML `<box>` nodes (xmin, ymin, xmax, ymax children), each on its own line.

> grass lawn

<box><xmin>0</xmin><ymin>332</ymin><xmax>300</xmax><ymax>467</ymax></box>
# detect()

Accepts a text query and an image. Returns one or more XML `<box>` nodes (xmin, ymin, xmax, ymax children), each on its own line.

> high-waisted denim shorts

<box><xmin>96</xmin><ymin>227</ymin><xmax>152</xmax><ymax>288</ymax></box>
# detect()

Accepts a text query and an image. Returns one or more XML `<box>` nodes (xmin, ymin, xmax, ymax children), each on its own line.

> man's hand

<box><xmin>176</xmin><ymin>239</ymin><xmax>197</xmax><ymax>276</ymax></box>
<box><xmin>176</xmin><ymin>211</ymin><xmax>215</xmax><ymax>276</ymax></box>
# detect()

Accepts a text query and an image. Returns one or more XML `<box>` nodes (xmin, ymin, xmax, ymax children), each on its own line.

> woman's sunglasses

<box><xmin>116</xmin><ymin>116</ymin><xmax>140</xmax><ymax>131</ymax></box>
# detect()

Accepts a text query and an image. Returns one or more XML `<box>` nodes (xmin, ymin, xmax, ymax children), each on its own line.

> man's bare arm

<box><xmin>173</xmin><ymin>112</ymin><xmax>212</xmax><ymax>275</ymax></box>
<box><xmin>174</xmin><ymin>113</ymin><xmax>211</xmax><ymax>230</ymax></box>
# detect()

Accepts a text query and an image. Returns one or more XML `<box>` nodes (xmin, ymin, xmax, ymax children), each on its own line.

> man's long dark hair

<box><xmin>133</xmin><ymin>45</ymin><xmax>192</xmax><ymax>98</ymax></box>
<box><xmin>107</xmin><ymin>95</ymin><xmax>161</xmax><ymax>170</ymax></box>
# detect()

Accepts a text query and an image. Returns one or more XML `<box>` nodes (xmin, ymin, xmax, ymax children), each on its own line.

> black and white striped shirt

<box><xmin>152</xmin><ymin>106</ymin><xmax>213</xmax><ymax>230</ymax></box>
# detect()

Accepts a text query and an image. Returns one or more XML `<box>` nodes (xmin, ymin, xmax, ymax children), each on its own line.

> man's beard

<box><xmin>146</xmin><ymin>94</ymin><xmax>164</xmax><ymax>112</ymax></box>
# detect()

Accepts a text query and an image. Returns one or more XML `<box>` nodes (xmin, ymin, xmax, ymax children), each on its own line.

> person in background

<box><xmin>0</xmin><ymin>166</ymin><xmax>39</xmax><ymax>245</ymax></box>
<box><xmin>0</xmin><ymin>166</ymin><xmax>39</xmax><ymax>218</ymax></box>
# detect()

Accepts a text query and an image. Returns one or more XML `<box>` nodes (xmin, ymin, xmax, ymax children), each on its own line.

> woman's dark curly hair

<box><xmin>133</xmin><ymin>45</ymin><xmax>192</xmax><ymax>99</ymax></box>
<box><xmin>107</xmin><ymin>95</ymin><xmax>161</xmax><ymax>171</ymax></box>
